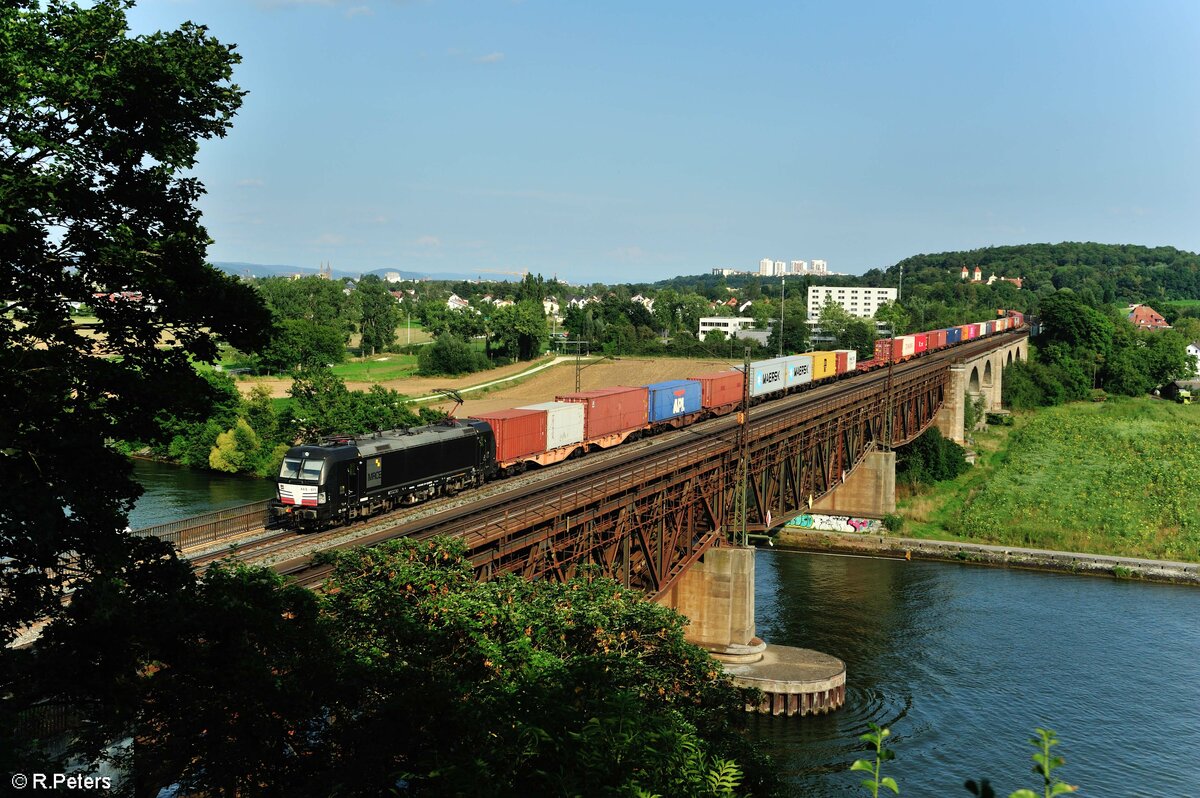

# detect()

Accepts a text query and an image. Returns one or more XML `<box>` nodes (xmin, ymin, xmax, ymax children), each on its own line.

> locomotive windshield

<box><xmin>279</xmin><ymin>457</ymin><xmax>325</xmax><ymax>483</ymax></box>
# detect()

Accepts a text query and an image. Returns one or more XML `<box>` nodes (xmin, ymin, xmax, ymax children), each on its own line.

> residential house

<box><xmin>1127</xmin><ymin>304</ymin><xmax>1171</xmax><ymax>330</ymax></box>
<box><xmin>1187</xmin><ymin>341</ymin><xmax>1200</xmax><ymax>375</ymax></box>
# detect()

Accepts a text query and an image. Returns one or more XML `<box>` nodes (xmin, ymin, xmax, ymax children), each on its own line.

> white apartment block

<box><xmin>759</xmin><ymin>258</ymin><xmax>774</xmax><ymax>275</ymax></box>
<box><xmin>698</xmin><ymin>317</ymin><xmax>757</xmax><ymax>338</ymax></box>
<box><xmin>807</xmin><ymin>286</ymin><xmax>897</xmax><ymax>321</ymax></box>
<box><xmin>810</xmin><ymin>259</ymin><xmax>828</xmax><ymax>275</ymax></box>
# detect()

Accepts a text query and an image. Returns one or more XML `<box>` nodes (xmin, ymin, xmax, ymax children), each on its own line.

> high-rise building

<box><xmin>791</xmin><ymin>260</ymin><xmax>807</xmax><ymax>274</ymax></box>
<box><xmin>759</xmin><ymin>258</ymin><xmax>774</xmax><ymax>275</ymax></box>
<box><xmin>807</xmin><ymin>285</ymin><xmax>897</xmax><ymax>321</ymax></box>
<box><xmin>810</xmin><ymin>260</ymin><xmax>828</xmax><ymax>275</ymax></box>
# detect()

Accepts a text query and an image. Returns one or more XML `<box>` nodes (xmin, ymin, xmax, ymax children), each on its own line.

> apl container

<box><xmin>783</xmin><ymin>354</ymin><xmax>814</xmax><ymax>388</ymax></box>
<box><xmin>470</xmin><ymin>408</ymin><xmax>547</xmax><ymax>463</ymax></box>
<box><xmin>749</xmin><ymin>358</ymin><xmax>788</xmax><ymax>397</ymax></box>
<box><xmin>516</xmin><ymin>401</ymin><xmax>584</xmax><ymax>450</ymax></box>
<box><xmin>556</xmin><ymin>386</ymin><xmax>649</xmax><ymax>439</ymax></box>
<box><xmin>645</xmin><ymin>380</ymin><xmax>702</xmax><ymax>422</ymax></box>
<box><xmin>945</xmin><ymin>327</ymin><xmax>963</xmax><ymax>345</ymax></box>
<box><xmin>809</xmin><ymin>351</ymin><xmax>838</xmax><ymax>380</ymax></box>
<box><xmin>688</xmin><ymin>370</ymin><xmax>744</xmax><ymax>408</ymax></box>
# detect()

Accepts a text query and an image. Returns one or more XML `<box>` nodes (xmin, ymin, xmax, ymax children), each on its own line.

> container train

<box><xmin>273</xmin><ymin>311</ymin><xmax>1024</xmax><ymax>529</ymax></box>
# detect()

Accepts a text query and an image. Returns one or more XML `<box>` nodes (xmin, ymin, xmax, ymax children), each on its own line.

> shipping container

<box><xmin>945</xmin><ymin>327</ymin><xmax>963</xmax><ymax>345</ymax></box>
<box><xmin>688</xmin><ymin>370</ymin><xmax>744</xmax><ymax>408</ymax></box>
<box><xmin>469</xmin><ymin>408</ymin><xmax>547</xmax><ymax>463</ymax></box>
<box><xmin>645</xmin><ymin>380</ymin><xmax>702</xmax><ymax>423</ymax></box>
<box><xmin>913</xmin><ymin>333</ymin><xmax>928</xmax><ymax>354</ymax></box>
<box><xmin>783</xmin><ymin>354</ymin><xmax>814</xmax><ymax>388</ymax></box>
<box><xmin>981</xmin><ymin>321</ymin><xmax>994</xmax><ymax>336</ymax></box>
<box><xmin>556</xmin><ymin>386</ymin><xmax>649</xmax><ymax>439</ymax></box>
<box><xmin>928</xmin><ymin>330</ymin><xmax>947</xmax><ymax>350</ymax></box>
<box><xmin>966</xmin><ymin>323</ymin><xmax>979</xmax><ymax>339</ymax></box>
<box><xmin>898</xmin><ymin>336</ymin><xmax>916</xmax><ymax>358</ymax></box>
<box><xmin>834</xmin><ymin>349</ymin><xmax>858</xmax><ymax>372</ymax></box>
<box><xmin>516</xmin><ymin>401</ymin><xmax>584</xmax><ymax>450</ymax></box>
<box><xmin>809</xmin><ymin>351</ymin><xmax>838</xmax><ymax>380</ymax></box>
<box><xmin>996</xmin><ymin>318</ymin><xmax>1008</xmax><ymax>332</ymax></box>
<box><xmin>749</xmin><ymin>358</ymin><xmax>788</xmax><ymax>397</ymax></box>
<box><xmin>874</xmin><ymin>338</ymin><xmax>899</xmax><ymax>363</ymax></box>
<box><xmin>833</xmin><ymin>351</ymin><xmax>848</xmax><ymax>374</ymax></box>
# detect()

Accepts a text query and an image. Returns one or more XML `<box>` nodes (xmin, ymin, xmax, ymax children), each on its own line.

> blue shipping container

<box><xmin>945</xmin><ymin>327</ymin><xmax>963</xmax><ymax>345</ymax></box>
<box><xmin>645</xmin><ymin>379</ymin><xmax>702</xmax><ymax>422</ymax></box>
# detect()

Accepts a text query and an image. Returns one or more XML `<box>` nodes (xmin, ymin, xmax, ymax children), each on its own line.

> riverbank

<box><xmin>898</xmin><ymin>397</ymin><xmax>1200</xmax><ymax>563</ymax></box>
<box><xmin>774</xmin><ymin>527</ymin><xmax>1200</xmax><ymax>586</ymax></box>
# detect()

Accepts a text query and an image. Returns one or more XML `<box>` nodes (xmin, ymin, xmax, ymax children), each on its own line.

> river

<box><xmin>752</xmin><ymin>548</ymin><xmax>1200</xmax><ymax>797</ymax></box>
<box><xmin>129</xmin><ymin>464</ymin><xmax>1200</xmax><ymax>796</ymax></box>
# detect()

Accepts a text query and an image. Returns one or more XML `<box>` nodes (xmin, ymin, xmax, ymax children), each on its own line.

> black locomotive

<box><xmin>273</xmin><ymin>419</ymin><xmax>497</xmax><ymax>530</ymax></box>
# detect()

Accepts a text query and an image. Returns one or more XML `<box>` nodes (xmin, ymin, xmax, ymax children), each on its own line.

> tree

<box><xmin>355</xmin><ymin>275</ymin><xmax>402</xmax><ymax>356</ymax></box>
<box><xmin>418</xmin><ymin>332</ymin><xmax>490</xmax><ymax>375</ymax></box>
<box><xmin>258</xmin><ymin>318</ymin><xmax>346</xmax><ymax>373</ymax></box>
<box><xmin>0</xmin><ymin>0</ymin><xmax>269</xmax><ymax>649</ymax></box>
<box><xmin>874</xmin><ymin>301</ymin><xmax>911</xmax><ymax>335</ymax></box>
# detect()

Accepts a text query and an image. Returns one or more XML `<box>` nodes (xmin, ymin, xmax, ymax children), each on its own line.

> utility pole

<box><xmin>733</xmin><ymin>347</ymin><xmax>752</xmax><ymax>547</ymax></box>
<box><xmin>778</xmin><ymin>277</ymin><xmax>786</xmax><ymax>357</ymax></box>
<box><xmin>898</xmin><ymin>263</ymin><xmax>904</xmax><ymax>303</ymax></box>
<box><xmin>884</xmin><ymin>320</ymin><xmax>895</xmax><ymax>452</ymax></box>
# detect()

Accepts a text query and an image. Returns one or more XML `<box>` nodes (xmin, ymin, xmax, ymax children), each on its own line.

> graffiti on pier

<box><xmin>785</xmin><ymin>513</ymin><xmax>881</xmax><ymax>534</ymax></box>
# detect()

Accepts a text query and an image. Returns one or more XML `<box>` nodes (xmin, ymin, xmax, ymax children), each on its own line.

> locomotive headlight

<box><xmin>318</xmin><ymin>491</ymin><xmax>327</xmax><ymax>505</ymax></box>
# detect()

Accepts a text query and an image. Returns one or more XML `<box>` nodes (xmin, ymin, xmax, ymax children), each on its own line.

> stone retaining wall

<box><xmin>775</xmin><ymin>528</ymin><xmax>1200</xmax><ymax>586</ymax></box>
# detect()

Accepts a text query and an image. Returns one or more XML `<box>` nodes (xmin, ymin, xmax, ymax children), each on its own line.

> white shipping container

<box><xmin>834</xmin><ymin>349</ymin><xmax>858</xmax><ymax>370</ymax></box>
<box><xmin>783</xmin><ymin>354</ymin><xmax>814</xmax><ymax>389</ymax></box>
<box><xmin>516</xmin><ymin>401</ymin><xmax>584</xmax><ymax>450</ymax></box>
<box><xmin>748</xmin><ymin>358</ymin><xmax>788</xmax><ymax>398</ymax></box>
<box><xmin>898</xmin><ymin>336</ymin><xmax>916</xmax><ymax>358</ymax></box>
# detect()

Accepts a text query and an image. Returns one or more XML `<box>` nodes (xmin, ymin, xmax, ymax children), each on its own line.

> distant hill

<box><xmin>210</xmin><ymin>262</ymin><xmax>503</xmax><ymax>282</ymax></box>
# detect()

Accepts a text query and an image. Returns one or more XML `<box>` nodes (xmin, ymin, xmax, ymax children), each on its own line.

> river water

<box><xmin>129</xmin><ymin>464</ymin><xmax>1200</xmax><ymax>796</ymax></box>
<box><xmin>752</xmin><ymin>548</ymin><xmax>1200</xmax><ymax>797</ymax></box>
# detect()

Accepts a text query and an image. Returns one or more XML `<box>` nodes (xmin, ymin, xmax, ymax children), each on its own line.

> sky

<box><xmin>126</xmin><ymin>0</ymin><xmax>1200</xmax><ymax>284</ymax></box>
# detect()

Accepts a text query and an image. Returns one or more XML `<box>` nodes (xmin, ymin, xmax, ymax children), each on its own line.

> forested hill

<box><xmin>878</xmin><ymin>242</ymin><xmax>1200</xmax><ymax>305</ymax></box>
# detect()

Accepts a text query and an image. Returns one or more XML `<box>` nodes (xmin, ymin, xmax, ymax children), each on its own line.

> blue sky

<box><xmin>127</xmin><ymin>0</ymin><xmax>1200</xmax><ymax>283</ymax></box>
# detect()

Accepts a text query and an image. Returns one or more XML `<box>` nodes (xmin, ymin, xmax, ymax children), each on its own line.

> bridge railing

<box><xmin>130</xmin><ymin>499</ymin><xmax>274</xmax><ymax>550</ymax></box>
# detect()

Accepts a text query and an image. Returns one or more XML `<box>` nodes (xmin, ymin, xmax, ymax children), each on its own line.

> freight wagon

<box><xmin>556</xmin><ymin>386</ymin><xmax>649</xmax><ymax>449</ymax></box>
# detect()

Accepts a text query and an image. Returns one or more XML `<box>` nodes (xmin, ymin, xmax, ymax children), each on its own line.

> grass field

<box><xmin>899</xmin><ymin>397</ymin><xmax>1200</xmax><ymax>562</ymax></box>
<box><xmin>330</xmin><ymin>354</ymin><xmax>420</xmax><ymax>382</ymax></box>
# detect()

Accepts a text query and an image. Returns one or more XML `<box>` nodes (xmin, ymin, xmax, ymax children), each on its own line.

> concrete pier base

<box><xmin>664</xmin><ymin>545</ymin><xmax>847</xmax><ymax>717</ymax></box>
<box><xmin>723</xmin><ymin>645</ymin><xmax>847</xmax><ymax>717</ymax></box>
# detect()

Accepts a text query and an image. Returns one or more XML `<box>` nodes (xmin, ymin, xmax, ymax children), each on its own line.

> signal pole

<box><xmin>734</xmin><ymin>347</ymin><xmax>752</xmax><ymax>547</ymax></box>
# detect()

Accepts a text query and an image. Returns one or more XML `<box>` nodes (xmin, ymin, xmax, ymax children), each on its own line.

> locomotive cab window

<box><xmin>279</xmin><ymin>457</ymin><xmax>303</xmax><ymax>479</ymax></box>
<box><xmin>300</xmin><ymin>459</ymin><xmax>324</xmax><ymax>482</ymax></box>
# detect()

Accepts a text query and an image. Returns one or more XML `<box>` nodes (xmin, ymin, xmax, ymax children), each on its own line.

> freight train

<box><xmin>273</xmin><ymin>311</ymin><xmax>1024</xmax><ymax>529</ymax></box>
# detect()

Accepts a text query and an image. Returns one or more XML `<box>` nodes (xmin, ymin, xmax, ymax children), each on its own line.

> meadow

<box><xmin>900</xmin><ymin>398</ymin><xmax>1200</xmax><ymax>562</ymax></box>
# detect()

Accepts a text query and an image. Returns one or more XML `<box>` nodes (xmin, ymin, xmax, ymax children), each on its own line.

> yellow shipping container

<box><xmin>808</xmin><ymin>351</ymin><xmax>838</xmax><ymax>380</ymax></box>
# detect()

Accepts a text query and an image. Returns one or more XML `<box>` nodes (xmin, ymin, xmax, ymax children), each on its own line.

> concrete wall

<box><xmin>663</xmin><ymin>546</ymin><xmax>756</xmax><ymax>653</ymax></box>
<box><xmin>812</xmin><ymin>450</ymin><xmax>896</xmax><ymax>516</ymax></box>
<box><xmin>935</xmin><ymin>336</ymin><xmax>1027</xmax><ymax>442</ymax></box>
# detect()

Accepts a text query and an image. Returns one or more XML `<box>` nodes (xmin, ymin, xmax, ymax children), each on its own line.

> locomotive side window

<box><xmin>280</xmin><ymin>457</ymin><xmax>303</xmax><ymax>479</ymax></box>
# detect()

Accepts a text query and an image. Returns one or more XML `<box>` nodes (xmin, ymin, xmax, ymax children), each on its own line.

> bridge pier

<box><xmin>812</xmin><ymin>449</ymin><xmax>896</xmax><ymax>516</ymax></box>
<box><xmin>663</xmin><ymin>546</ymin><xmax>846</xmax><ymax>717</ymax></box>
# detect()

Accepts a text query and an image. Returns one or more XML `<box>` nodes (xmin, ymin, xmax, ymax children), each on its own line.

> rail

<box><xmin>130</xmin><ymin>499</ymin><xmax>273</xmax><ymax>550</ymax></box>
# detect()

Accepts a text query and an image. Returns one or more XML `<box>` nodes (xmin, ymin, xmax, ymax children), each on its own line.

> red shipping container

<box><xmin>556</xmin><ymin>386</ymin><xmax>649</xmax><ymax>439</ymax></box>
<box><xmin>967</xmin><ymin>323</ymin><xmax>980</xmax><ymax>339</ymax></box>
<box><xmin>929</xmin><ymin>329</ymin><xmax>947</xmax><ymax>350</ymax></box>
<box><xmin>874</xmin><ymin>338</ymin><xmax>904</xmax><ymax>362</ymax></box>
<box><xmin>469</xmin><ymin>408</ymin><xmax>547</xmax><ymax>463</ymax></box>
<box><xmin>913</xmin><ymin>333</ymin><xmax>928</xmax><ymax>353</ymax></box>
<box><xmin>834</xmin><ymin>351</ymin><xmax>848</xmax><ymax>374</ymax></box>
<box><xmin>688</xmin><ymin>370</ymin><xmax>744</xmax><ymax>409</ymax></box>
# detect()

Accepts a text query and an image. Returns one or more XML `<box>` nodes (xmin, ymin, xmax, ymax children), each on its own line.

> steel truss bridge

<box><xmin>277</xmin><ymin>333</ymin><xmax>1023</xmax><ymax>599</ymax></box>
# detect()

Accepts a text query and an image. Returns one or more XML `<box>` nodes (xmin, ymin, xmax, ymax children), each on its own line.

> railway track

<box><xmin>176</xmin><ymin>333</ymin><xmax>1021</xmax><ymax>588</ymax></box>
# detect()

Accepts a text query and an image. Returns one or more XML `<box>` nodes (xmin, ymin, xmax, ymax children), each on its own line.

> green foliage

<box><xmin>418</xmin><ymin>332</ymin><xmax>492</xmax><ymax>375</ymax></box>
<box><xmin>0</xmin><ymin>0</ymin><xmax>270</xmax><ymax>649</ymax></box>
<box><xmin>882</xmin><ymin>513</ymin><xmax>906</xmax><ymax>535</ymax></box>
<box><xmin>851</xmin><ymin>723</ymin><xmax>899</xmax><ymax>797</ymax></box>
<box><xmin>956</xmin><ymin>399</ymin><xmax>1200</xmax><ymax>560</ymax></box>
<box><xmin>896</xmin><ymin>428</ymin><xmax>969</xmax><ymax>487</ymax></box>
<box><xmin>355</xmin><ymin>274</ymin><xmax>402</xmax><ymax>356</ymax></box>
<box><xmin>285</xmin><ymin>369</ymin><xmax>421</xmax><ymax>439</ymax></box>
<box><xmin>1007</xmin><ymin>728</ymin><xmax>1077</xmax><ymax>798</ymax></box>
<box><xmin>257</xmin><ymin>317</ymin><xmax>347</xmax><ymax>373</ymax></box>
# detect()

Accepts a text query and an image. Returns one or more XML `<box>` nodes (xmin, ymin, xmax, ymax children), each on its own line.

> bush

<box><xmin>896</xmin><ymin>428</ymin><xmax>969</xmax><ymax>487</ymax></box>
<box><xmin>418</xmin><ymin>333</ymin><xmax>490</xmax><ymax>376</ymax></box>
<box><xmin>882</xmin><ymin>513</ymin><xmax>905</xmax><ymax>534</ymax></box>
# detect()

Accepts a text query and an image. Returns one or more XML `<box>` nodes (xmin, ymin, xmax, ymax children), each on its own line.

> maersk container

<box><xmin>834</xmin><ymin>349</ymin><xmax>858</xmax><ymax>372</ymax></box>
<box><xmin>688</xmin><ymin>370</ymin><xmax>744</xmax><ymax>408</ymax></box>
<box><xmin>556</xmin><ymin>386</ymin><xmax>649</xmax><ymax>439</ymax></box>
<box><xmin>809</xmin><ymin>351</ymin><xmax>838</xmax><ymax>380</ymax></box>
<box><xmin>913</xmin><ymin>333</ymin><xmax>929</xmax><ymax>354</ymax></box>
<box><xmin>783</xmin><ymin>354</ymin><xmax>814</xmax><ymax>388</ymax></box>
<box><xmin>945</xmin><ymin>327</ymin><xmax>963</xmax><ymax>345</ymax></box>
<box><xmin>470</xmin><ymin>408</ymin><xmax>547</xmax><ymax>463</ymax></box>
<box><xmin>515</xmin><ymin>401</ymin><xmax>584</xmax><ymax>450</ymax></box>
<box><xmin>749</xmin><ymin>358</ymin><xmax>788</xmax><ymax>397</ymax></box>
<box><xmin>928</xmin><ymin>330</ymin><xmax>947</xmax><ymax>350</ymax></box>
<box><xmin>646</xmin><ymin>380</ymin><xmax>702</xmax><ymax>423</ymax></box>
